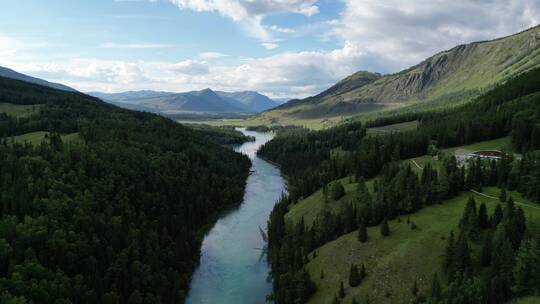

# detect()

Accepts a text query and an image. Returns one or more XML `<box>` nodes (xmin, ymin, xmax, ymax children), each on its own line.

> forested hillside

<box><xmin>261</xmin><ymin>67</ymin><xmax>540</xmax><ymax>304</ymax></box>
<box><xmin>0</xmin><ymin>76</ymin><xmax>251</xmax><ymax>303</ymax></box>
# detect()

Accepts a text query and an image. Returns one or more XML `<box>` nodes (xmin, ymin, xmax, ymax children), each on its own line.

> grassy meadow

<box><xmin>304</xmin><ymin>189</ymin><xmax>539</xmax><ymax>304</ymax></box>
<box><xmin>0</xmin><ymin>102</ymin><xmax>41</xmax><ymax>118</ymax></box>
<box><xmin>9</xmin><ymin>131</ymin><xmax>80</xmax><ymax>145</ymax></box>
<box><xmin>282</xmin><ymin>137</ymin><xmax>539</xmax><ymax>303</ymax></box>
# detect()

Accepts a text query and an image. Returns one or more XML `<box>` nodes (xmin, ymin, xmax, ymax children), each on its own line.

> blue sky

<box><xmin>1</xmin><ymin>0</ymin><xmax>539</xmax><ymax>98</ymax></box>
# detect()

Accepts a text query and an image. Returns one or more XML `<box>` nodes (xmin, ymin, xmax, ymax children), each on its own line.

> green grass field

<box><xmin>515</xmin><ymin>296</ymin><xmax>540</xmax><ymax>303</ymax></box>
<box><xmin>10</xmin><ymin>131</ymin><xmax>81</xmax><ymax>145</ymax></box>
<box><xmin>441</xmin><ymin>136</ymin><xmax>514</xmax><ymax>155</ymax></box>
<box><xmin>407</xmin><ymin>136</ymin><xmax>514</xmax><ymax>174</ymax></box>
<box><xmin>366</xmin><ymin>120</ymin><xmax>419</xmax><ymax>136</ymax></box>
<box><xmin>304</xmin><ymin>189</ymin><xmax>539</xmax><ymax>304</ymax></box>
<box><xmin>0</xmin><ymin>102</ymin><xmax>41</xmax><ymax>118</ymax></box>
<box><xmin>177</xmin><ymin>113</ymin><xmax>344</xmax><ymax>130</ymax></box>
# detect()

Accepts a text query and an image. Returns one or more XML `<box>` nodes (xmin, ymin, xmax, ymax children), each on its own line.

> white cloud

<box><xmin>170</xmin><ymin>59</ymin><xmax>209</xmax><ymax>75</ymax></box>
<box><xmin>261</xmin><ymin>42</ymin><xmax>279</xmax><ymax>49</ymax></box>
<box><xmin>199</xmin><ymin>51</ymin><xmax>227</xmax><ymax>59</ymax></box>
<box><xmin>168</xmin><ymin>0</ymin><xmax>318</xmax><ymax>41</ymax></box>
<box><xmin>115</xmin><ymin>0</ymin><xmax>157</xmax><ymax>2</ymax></box>
<box><xmin>2</xmin><ymin>41</ymin><xmax>364</xmax><ymax>96</ymax></box>
<box><xmin>101</xmin><ymin>42</ymin><xmax>173</xmax><ymax>49</ymax></box>
<box><xmin>3</xmin><ymin>1</ymin><xmax>540</xmax><ymax>98</ymax></box>
<box><xmin>330</xmin><ymin>0</ymin><xmax>540</xmax><ymax>71</ymax></box>
<box><xmin>267</xmin><ymin>24</ymin><xmax>295</xmax><ymax>34</ymax></box>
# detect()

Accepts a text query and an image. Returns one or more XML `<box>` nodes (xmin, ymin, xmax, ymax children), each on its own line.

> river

<box><xmin>186</xmin><ymin>128</ymin><xmax>285</xmax><ymax>304</ymax></box>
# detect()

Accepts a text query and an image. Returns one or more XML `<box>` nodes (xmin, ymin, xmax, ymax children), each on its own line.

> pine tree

<box><xmin>411</xmin><ymin>280</ymin><xmax>419</xmax><ymax>297</ymax></box>
<box><xmin>358</xmin><ymin>221</ymin><xmax>367</xmax><ymax>243</ymax></box>
<box><xmin>493</xmin><ymin>204</ymin><xmax>503</xmax><ymax>228</ymax></box>
<box><xmin>506</xmin><ymin>196</ymin><xmax>515</xmax><ymax>219</ymax></box>
<box><xmin>351</xmin><ymin>296</ymin><xmax>358</xmax><ymax>304</ymax></box>
<box><xmin>380</xmin><ymin>218</ymin><xmax>389</xmax><ymax>237</ymax></box>
<box><xmin>444</xmin><ymin>231</ymin><xmax>455</xmax><ymax>273</ymax></box>
<box><xmin>430</xmin><ymin>272</ymin><xmax>442</xmax><ymax>300</ymax></box>
<box><xmin>461</xmin><ymin>197</ymin><xmax>477</xmax><ymax>227</ymax></box>
<box><xmin>461</xmin><ymin>197</ymin><xmax>479</xmax><ymax>240</ymax></box>
<box><xmin>323</xmin><ymin>184</ymin><xmax>329</xmax><ymax>203</ymax></box>
<box><xmin>499</xmin><ymin>188</ymin><xmax>507</xmax><ymax>202</ymax></box>
<box><xmin>513</xmin><ymin>238</ymin><xmax>540</xmax><ymax>296</ymax></box>
<box><xmin>331</xmin><ymin>182</ymin><xmax>345</xmax><ymax>201</ymax></box>
<box><xmin>491</xmin><ymin>226</ymin><xmax>514</xmax><ymax>301</ymax></box>
<box><xmin>481</xmin><ymin>232</ymin><xmax>493</xmax><ymax>267</ymax></box>
<box><xmin>349</xmin><ymin>264</ymin><xmax>360</xmax><ymax>287</ymax></box>
<box><xmin>478</xmin><ymin>202</ymin><xmax>489</xmax><ymax>229</ymax></box>
<box><xmin>453</xmin><ymin>231</ymin><xmax>472</xmax><ymax>277</ymax></box>
<box><xmin>339</xmin><ymin>281</ymin><xmax>345</xmax><ymax>298</ymax></box>
<box><xmin>515</xmin><ymin>207</ymin><xmax>526</xmax><ymax>238</ymax></box>
<box><xmin>359</xmin><ymin>264</ymin><xmax>366</xmax><ymax>281</ymax></box>
<box><xmin>298</xmin><ymin>268</ymin><xmax>316</xmax><ymax>302</ymax></box>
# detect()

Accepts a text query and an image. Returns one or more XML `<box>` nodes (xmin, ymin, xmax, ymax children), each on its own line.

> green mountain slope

<box><xmin>216</xmin><ymin>90</ymin><xmax>279</xmax><ymax>112</ymax></box>
<box><xmin>260</xmin><ymin>25</ymin><xmax>540</xmax><ymax>124</ymax></box>
<box><xmin>0</xmin><ymin>65</ymin><xmax>77</xmax><ymax>92</ymax></box>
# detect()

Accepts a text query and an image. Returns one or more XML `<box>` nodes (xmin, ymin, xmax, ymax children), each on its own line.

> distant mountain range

<box><xmin>88</xmin><ymin>89</ymin><xmax>280</xmax><ymax>113</ymax></box>
<box><xmin>87</xmin><ymin>90</ymin><xmax>172</xmax><ymax>102</ymax></box>
<box><xmin>0</xmin><ymin>65</ymin><xmax>280</xmax><ymax>115</ymax></box>
<box><xmin>263</xmin><ymin>25</ymin><xmax>540</xmax><ymax>121</ymax></box>
<box><xmin>0</xmin><ymin>66</ymin><xmax>77</xmax><ymax>92</ymax></box>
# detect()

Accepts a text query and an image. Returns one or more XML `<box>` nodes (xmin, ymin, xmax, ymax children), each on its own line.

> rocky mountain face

<box><xmin>269</xmin><ymin>25</ymin><xmax>540</xmax><ymax>119</ymax></box>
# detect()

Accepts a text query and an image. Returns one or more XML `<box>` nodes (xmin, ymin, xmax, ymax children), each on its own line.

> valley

<box><xmin>1</xmin><ymin>4</ymin><xmax>540</xmax><ymax>304</ymax></box>
<box><xmin>186</xmin><ymin>129</ymin><xmax>286</xmax><ymax>304</ymax></box>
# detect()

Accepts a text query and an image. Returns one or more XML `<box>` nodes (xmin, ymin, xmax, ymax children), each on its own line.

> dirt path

<box><xmin>410</xmin><ymin>159</ymin><xmax>423</xmax><ymax>170</ymax></box>
<box><xmin>469</xmin><ymin>189</ymin><xmax>540</xmax><ymax>211</ymax></box>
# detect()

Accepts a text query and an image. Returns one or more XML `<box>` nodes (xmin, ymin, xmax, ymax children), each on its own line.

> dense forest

<box><xmin>0</xmin><ymin>77</ymin><xmax>251</xmax><ymax>303</ymax></box>
<box><xmin>183</xmin><ymin>124</ymin><xmax>255</xmax><ymax>146</ymax></box>
<box><xmin>262</xmin><ymin>68</ymin><xmax>540</xmax><ymax>303</ymax></box>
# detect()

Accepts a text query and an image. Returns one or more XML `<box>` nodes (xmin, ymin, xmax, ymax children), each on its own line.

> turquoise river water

<box><xmin>186</xmin><ymin>129</ymin><xmax>285</xmax><ymax>304</ymax></box>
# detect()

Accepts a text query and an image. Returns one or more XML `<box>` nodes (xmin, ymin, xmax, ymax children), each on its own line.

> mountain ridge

<box><xmin>89</xmin><ymin>88</ymin><xmax>279</xmax><ymax>113</ymax></box>
<box><xmin>262</xmin><ymin>24</ymin><xmax>540</xmax><ymax>122</ymax></box>
<box><xmin>0</xmin><ymin>65</ymin><xmax>76</xmax><ymax>92</ymax></box>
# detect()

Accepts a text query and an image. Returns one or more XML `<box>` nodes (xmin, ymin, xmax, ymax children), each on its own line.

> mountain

<box><xmin>0</xmin><ymin>65</ymin><xmax>76</xmax><ymax>92</ymax></box>
<box><xmin>89</xmin><ymin>89</ymin><xmax>279</xmax><ymax>113</ymax></box>
<box><xmin>87</xmin><ymin>90</ymin><xmax>172</xmax><ymax>102</ymax></box>
<box><xmin>264</xmin><ymin>25</ymin><xmax>540</xmax><ymax>122</ymax></box>
<box><xmin>120</xmin><ymin>88</ymin><xmax>245</xmax><ymax>113</ymax></box>
<box><xmin>215</xmin><ymin>91</ymin><xmax>279</xmax><ymax>112</ymax></box>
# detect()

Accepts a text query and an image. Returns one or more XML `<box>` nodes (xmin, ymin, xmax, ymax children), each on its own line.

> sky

<box><xmin>1</xmin><ymin>0</ymin><xmax>539</xmax><ymax>99</ymax></box>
